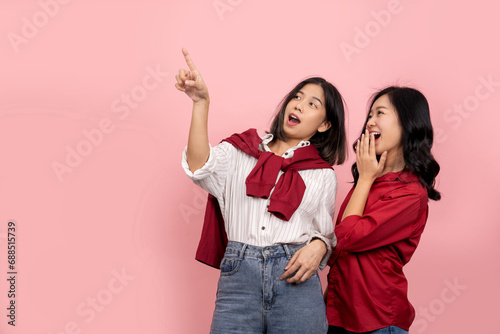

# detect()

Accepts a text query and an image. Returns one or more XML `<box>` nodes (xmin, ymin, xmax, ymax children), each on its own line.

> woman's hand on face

<box><xmin>175</xmin><ymin>48</ymin><xmax>209</xmax><ymax>103</ymax></box>
<box><xmin>356</xmin><ymin>129</ymin><xmax>387</xmax><ymax>182</ymax></box>
<box><xmin>280</xmin><ymin>239</ymin><xmax>327</xmax><ymax>284</ymax></box>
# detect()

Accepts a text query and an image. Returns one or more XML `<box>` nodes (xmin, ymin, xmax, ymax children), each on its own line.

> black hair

<box><xmin>352</xmin><ymin>86</ymin><xmax>441</xmax><ymax>201</ymax></box>
<box><xmin>269</xmin><ymin>77</ymin><xmax>347</xmax><ymax>166</ymax></box>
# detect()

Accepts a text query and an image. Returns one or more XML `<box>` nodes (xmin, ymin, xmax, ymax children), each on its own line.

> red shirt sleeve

<box><xmin>335</xmin><ymin>188</ymin><xmax>424</xmax><ymax>253</ymax></box>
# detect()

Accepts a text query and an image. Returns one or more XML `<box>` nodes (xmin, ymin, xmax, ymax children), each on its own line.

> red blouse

<box><xmin>326</xmin><ymin>170</ymin><xmax>429</xmax><ymax>332</ymax></box>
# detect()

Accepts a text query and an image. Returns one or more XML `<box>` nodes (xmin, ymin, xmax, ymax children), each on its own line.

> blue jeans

<box><xmin>210</xmin><ymin>241</ymin><xmax>328</xmax><ymax>334</ymax></box>
<box><xmin>328</xmin><ymin>326</ymin><xmax>408</xmax><ymax>334</ymax></box>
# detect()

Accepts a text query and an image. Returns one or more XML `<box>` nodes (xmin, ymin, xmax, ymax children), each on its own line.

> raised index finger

<box><xmin>182</xmin><ymin>48</ymin><xmax>197</xmax><ymax>71</ymax></box>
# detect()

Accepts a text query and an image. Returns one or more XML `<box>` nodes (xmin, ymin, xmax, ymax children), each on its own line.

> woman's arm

<box><xmin>335</xmin><ymin>131</ymin><xmax>426</xmax><ymax>252</ymax></box>
<box><xmin>280</xmin><ymin>169</ymin><xmax>337</xmax><ymax>284</ymax></box>
<box><xmin>335</xmin><ymin>191</ymin><xmax>423</xmax><ymax>252</ymax></box>
<box><xmin>341</xmin><ymin>130</ymin><xmax>387</xmax><ymax>219</ymax></box>
<box><xmin>175</xmin><ymin>48</ymin><xmax>210</xmax><ymax>173</ymax></box>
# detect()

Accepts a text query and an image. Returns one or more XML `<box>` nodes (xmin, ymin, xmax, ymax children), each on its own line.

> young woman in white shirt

<box><xmin>176</xmin><ymin>48</ymin><xmax>347</xmax><ymax>334</ymax></box>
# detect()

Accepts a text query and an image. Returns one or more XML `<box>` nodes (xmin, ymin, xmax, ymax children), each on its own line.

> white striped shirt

<box><xmin>182</xmin><ymin>133</ymin><xmax>337</xmax><ymax>269</ymax></box>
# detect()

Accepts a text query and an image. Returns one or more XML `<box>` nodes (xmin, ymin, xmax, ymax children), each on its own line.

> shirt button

<box><xmin>284</xmin><ymin>152</ymin><xmax>288</xmax><ymax>156</ymax></box>
<box><xmin>261</xmin><ymin>226</ymin><xmax>266</xmax><ymax>230</ymax></box>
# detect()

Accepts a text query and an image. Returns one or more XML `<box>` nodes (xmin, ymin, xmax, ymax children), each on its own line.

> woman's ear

<box><xmin>317</xmin><ymin>120</ymin><xmax>331</xmax><ymax>133</ymax></box>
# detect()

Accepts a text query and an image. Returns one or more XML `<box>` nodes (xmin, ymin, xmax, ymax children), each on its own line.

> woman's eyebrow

<box><xmin>297</xmin><ymin>90</ymin><xmax>323</xmax><ymax>106</ymax></box>
<box><xmin>370</xmin><ymin>105</ymin><xmax>389</xmax><ymax>112</ymax></box>
<box><xmin>312</xmin><ymin>96</ymin><xmax>323</xmax><ymax>106</ymax></box>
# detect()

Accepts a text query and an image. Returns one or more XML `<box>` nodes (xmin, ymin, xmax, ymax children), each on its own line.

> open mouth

<box><xmin>288</xmin><ymin>114</ymin><xmax>301</xmax><ymax>125</ymax></box>
<box><xmin>370</xmin><ymin>132</ymin><xmax>381</xmax><ymax>140</ymax></box>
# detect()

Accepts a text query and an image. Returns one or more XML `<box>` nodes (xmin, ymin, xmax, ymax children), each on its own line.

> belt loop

<box><xmin>239</xmin><ymin>243</ymin><xmax>247</xmax><ymax>260</ymax></box>
<box><xmin>282</xmin><ymin>244</ymin><xmax>292</xmax><ymax>259</ymax></box>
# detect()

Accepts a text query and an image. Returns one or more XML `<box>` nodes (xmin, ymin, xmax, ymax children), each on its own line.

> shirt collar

<box><xmin>260</xmin><ymin>133</ymin><xmax>311</xmax><ymax>157</ymax></box>
<box><xmin>375</xmin><ymin>169</ymin><xmax>417</xmax><ymax>183</ymax></box>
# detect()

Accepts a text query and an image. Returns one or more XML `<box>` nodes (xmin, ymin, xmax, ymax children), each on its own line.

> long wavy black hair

<box><xmin>352</xmin><ymin>86</ymin><xmax>441</xmax><ymax>201</ymax></box>
<box><xmin>269</xmin><ymin>77</ymin><xmax>347</xmax><ymax>166</ymax></box>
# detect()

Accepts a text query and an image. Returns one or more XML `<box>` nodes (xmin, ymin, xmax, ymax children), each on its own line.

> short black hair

<box><xmin>269</xmin><ymin>77</ymin><xmax>347</xmax><ymax>166</ymax></box>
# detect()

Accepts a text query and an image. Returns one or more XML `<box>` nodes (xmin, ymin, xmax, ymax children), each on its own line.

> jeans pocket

<box><xmin>220</xmin><ymin>257</ymin><xmax>242</xmax><ymax>276</ymax></box>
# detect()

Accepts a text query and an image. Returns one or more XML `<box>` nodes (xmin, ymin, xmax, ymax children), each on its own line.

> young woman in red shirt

<box><xmin>326</xmin><ymin>86</ymin><xmax>441</xmax><ymax>334</ymax></box>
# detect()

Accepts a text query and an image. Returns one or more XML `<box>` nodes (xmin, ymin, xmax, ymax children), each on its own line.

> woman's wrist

<box><xmin>192</xmin><ymin>98</ymin><xmax>210</xmax><ymax>116</ymax></box>
<box><xmin>357</xmin><ymin>174</ymin><xmax>376</xmax><ymax>186</ymax></box>
<box><xmin>310</xmin><ymin>238</ymin><xmax>328</xmax><ymax>257</ymax></box>
<box><xmin>193</xmin><ymin>97</ymin><xmax>210</xmax><ymax>106</ymax></box>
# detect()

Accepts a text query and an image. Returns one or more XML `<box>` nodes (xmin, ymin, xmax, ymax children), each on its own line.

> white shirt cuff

<box><xmin>181</xmin><ymin>145</ymin><xmax>217</xmax><ymax>181</ymax></box>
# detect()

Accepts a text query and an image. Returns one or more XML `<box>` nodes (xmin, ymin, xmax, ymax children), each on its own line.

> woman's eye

<box><xmin>294</xmin><ymin>95</ymin><xmax>301</xmax><ymax>100</ymax></box>
<box><xmin>309</xmin><ymin>102</ymin><xmax>317</xmax><ymax>108</ymax></box>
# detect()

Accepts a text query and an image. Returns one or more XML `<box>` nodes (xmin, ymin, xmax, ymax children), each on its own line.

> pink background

<box><xmin>0</xmin><ymin>0</ymin><xmax>498</xmax><ymax>333</ymax></box>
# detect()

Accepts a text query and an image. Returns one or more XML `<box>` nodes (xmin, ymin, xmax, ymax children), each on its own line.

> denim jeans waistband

<box><xmin>225</xmin><ymin>241</ymin><xmax>306</xmax><ymax>260</ymax></box>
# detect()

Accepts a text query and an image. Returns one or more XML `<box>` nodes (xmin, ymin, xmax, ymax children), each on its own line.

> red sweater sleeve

<box><xmin>335</xmin><ymin>188</ymin><xmax>424</xmax><ymax>253</ymax></box>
